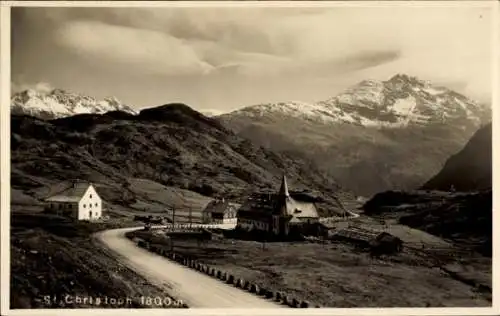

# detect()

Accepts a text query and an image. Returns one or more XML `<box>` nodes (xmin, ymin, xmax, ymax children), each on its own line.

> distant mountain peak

<box><xmin>11</xmin><ymin>88</ymin><xmax>138</xmax><ymax>120</ymax></box>
<box><xmin>224</xmin><ymin>74</ymin><xmax>490</xmax><ymax>129</ymax></box>
<box><xmin>388</xmin><ymin>73</ymin><xmax>423</xmax><ymax>84</ymax></box>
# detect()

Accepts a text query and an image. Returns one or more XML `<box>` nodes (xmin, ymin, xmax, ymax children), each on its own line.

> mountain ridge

<box><xmin>218</xmin><ymin>74</ymin><xmax>491</xmax><ymax>197</ymax></box>
<box><xmin>223</xmin><ymin>74</ymin><xmax>489</xmax><ymax>129</ymax></box>
<box><xmin>421</xmin><ymin>122</ymin><xmax>492</xmax><ymax>192</ymax></box>
<box><xmin>11</xmin><ymin>88</ymin><xmax>138</xmax><ymax>119</ymax></box>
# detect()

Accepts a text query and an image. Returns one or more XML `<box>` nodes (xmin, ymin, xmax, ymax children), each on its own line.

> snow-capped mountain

<box><xmin>11</xmin><ymin>88</ymin><xmax>138</xmax><ymax>119</ymax></box>
<box><xmin>217</xmin><ymin>74</ymin><xmax>492</xmax><ymax>197</ymax></box>
<box><xmin>226</xmin><ymin>74</ymin><xmax>489</xmax><ymax>128</ymax></box>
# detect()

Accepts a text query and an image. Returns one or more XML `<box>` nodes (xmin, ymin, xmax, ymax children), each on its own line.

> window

<box><xmin>69</xmin><ymin>204</ymin><xmax>72</xmax><ymax>209</ymax></box>
<box><xmin>90</xmin><ymin>203</ymin><xmax>92</xmax><ymax>208</ymax></box>
<box><xmin>83</xmin><ymin>204</ymin><xmax>86</xmax><ymax>208</ymax></box>
<box><xmin>90</xmin><ymin>194</ymin><xmax>92</xmax><ymax>199</ymax></box>
<box><xmin>95</xmin><ymin>203</ymin><xmax>98</xmax><ymax>207</ymax></box>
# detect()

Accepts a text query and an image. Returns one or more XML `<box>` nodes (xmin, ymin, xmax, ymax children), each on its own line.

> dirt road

<box><xmin>95</xmin><ymin>227</ymin><xmax>283</xmax><ymax>308</ymax></box>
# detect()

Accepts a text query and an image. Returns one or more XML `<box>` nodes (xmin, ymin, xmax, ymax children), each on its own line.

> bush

<box><xmin>242</xmin><ymin>280</ymin><xmax>250</xmax><ymax>290</ymax></box>
<box><xmin>275</xmin><ymin>292</ymin><xmax>282</xmax><ymax>301</ymax></box>
<box><xmin>227</xmin><ymin>274</ymin><xmax>235</xmax><ymax>284</ymax></box>
<box><xmin>283</xmin><ymin>296</ymin><xmax>291</xmax><ymax>306</ymax></box>
<box><xmin>250</xmin><ymin>284</ymin><xmax>259</xmax><ymax>293</ymax></box>
<box><xmin>300</xmin><ymin>301</ymin><xmax>310</xmax><ymax>308</ymax></box>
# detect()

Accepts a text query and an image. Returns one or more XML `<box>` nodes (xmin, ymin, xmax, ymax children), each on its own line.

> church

<box><xmin>236</xmin><ymin>175</ymin><xmax>320</xmax><ymax>237</ymax></box>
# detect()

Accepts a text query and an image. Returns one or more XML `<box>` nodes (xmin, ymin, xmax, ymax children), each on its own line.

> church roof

<box><xmin>283</xmin><ymin>196</ymin><xmax>319</xmax><ymax>218</ymax></box>
<box><xmin>279</xmin><ymin>174</ymin><xmax>290</xmax><ymax>197</ymax></box>
<box><xmin>237</xmin><ymin>174</ymin><xmax>320</xmax><ymax>220</ymax></box>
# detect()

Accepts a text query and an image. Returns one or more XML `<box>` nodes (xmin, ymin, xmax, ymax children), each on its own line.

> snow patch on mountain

<box><xmin>336</xmin><ymin>80</ymin><xmax>386</xmax><ymax>107</ymax></box>
<box><xmin>226</xmin><ymin>74</ymin><xmax>490</xmax><ymax>128</ymax></box>
<box><xmin>11</xmin><ymin>88</ymin><xmax>138</xmax><ymax>119</ymax></box>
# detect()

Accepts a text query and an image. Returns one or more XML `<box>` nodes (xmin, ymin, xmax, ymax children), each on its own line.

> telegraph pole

<box><xmin>189</xmin><ymin>206</ymin><xmax>192</xmax><ymax>228</ymax></box>
<box><xmin>172</xmin><ymin>205</ymin><xmax>176</xmax><ymax>227</ymax></box>
<box><xmin>171</xmin><ymin>205</ymin><xmax>175</xmax><ymax>252</ymax></box>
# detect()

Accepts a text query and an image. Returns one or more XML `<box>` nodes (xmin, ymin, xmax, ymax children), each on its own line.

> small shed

<box><xmin>369</xmin><ymin>232</ymin><xmax>403</xmax><ymax>254</ymax></box>
<box><xmin>329</xmin><ymin>227</ymin><xmax>379</xmax><ymax>247</ymax></box>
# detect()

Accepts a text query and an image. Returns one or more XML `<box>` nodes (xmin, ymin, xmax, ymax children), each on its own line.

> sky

<box><xmin>11</xmin><ymin>5</ymin><xmax>494</xmax><ymax>113</ymax></box>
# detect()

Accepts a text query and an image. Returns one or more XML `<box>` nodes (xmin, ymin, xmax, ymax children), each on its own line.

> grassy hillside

<box><xmin>11</xmin><ymin>104</ymin><xmax>351</xmax><ymax>217</ymax></box>
<box><xmin>133</xmin><ymin>227</ymin><xmax>491</xmax><ymax>307</ymax></box>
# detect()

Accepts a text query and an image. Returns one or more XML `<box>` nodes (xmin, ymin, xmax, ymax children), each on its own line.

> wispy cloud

<box><xmin>11</xmin><ymin>81</ymin><xmax>54</xmax><ymax>94</ymax></box>
<box><xmin>11</xmin><ymin>6</ymin><xmax>493</xmax><ymax>109</ymax></box>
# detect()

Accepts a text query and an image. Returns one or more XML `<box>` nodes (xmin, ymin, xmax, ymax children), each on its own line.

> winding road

<box><xmin>95</xmin><ymin>226</ymin><xmax>283</xmax><ymax>308</ymax></box>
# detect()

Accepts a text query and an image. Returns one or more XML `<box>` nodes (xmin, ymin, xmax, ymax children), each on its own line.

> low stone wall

<box><xmin>128</xmin><ymin>234</ymin><xmax>315</xmax><ymax>308</ymax></box>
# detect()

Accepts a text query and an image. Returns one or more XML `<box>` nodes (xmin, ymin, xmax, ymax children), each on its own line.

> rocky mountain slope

<box><xmin>11</xmin><ymin>88</ymin><xmax>137</xmax><ymax>119</ymax></box>
<box><xmin>11</xmin><ymin>103</ymin><xmax>349</xmax><ymax>217</ymax></box>
<box><xmin>218</xmin><ymin>74</ymin><xmax>490</xmax><ymax>197</ymax></box>
<box><xmin>421</xmin><ymin>123</ymin><xmax>492</xmax><ymax>192</ymax></box>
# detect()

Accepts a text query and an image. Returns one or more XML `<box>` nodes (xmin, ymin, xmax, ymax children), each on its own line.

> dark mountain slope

<box><xmin>422</xmin><ymin>123</ymin><xmax>492</xmax><ymax>191</ymax></box>
<box><xmin>363</xmin><ymin>189</ymin><xmax>492</xmax><ymax>256</ymax></box>
<box><xmin>218</xmin><ymin>113</ymin><xmax>480</xmax><ymax>196</ymax></box>
<box><xmin>11</xmin><ymin>104</ymin><xmax>348</xmax><ymax>216</ymax></box>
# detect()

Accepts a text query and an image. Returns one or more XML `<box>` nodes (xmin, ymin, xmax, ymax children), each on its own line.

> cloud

<box><xmin>54</xmin><ymin>20</ymin><xmax>214</xmax><ymax>77</ymax></box>
<box><xmin>18</xmin><ymin>7</ymin><xmax>408</xmax><ymax>79</ymax></box>
<box><xmin>11</xmin><ymin>6</ymin><xmax>493</xmax><ymax>109</ymax></box>
<box><xmin>11</xmin><ymin>81</ymin><xmax>54</xmax><ymax>94</ymax></box>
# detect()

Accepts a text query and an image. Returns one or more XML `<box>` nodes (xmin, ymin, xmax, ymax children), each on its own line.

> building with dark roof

<box><xmin>201</xmin><ymin>198</ymin><xmax>239</xmax><ymax>224</ymax></box>
<box><xmin>236</xmin><ymin>175</ymin><xmax>320</xmax><ymax>237</ymax></box>
<box><xmin>44</xmin><ymin>179</ymin><xmax>102</xmax><ymax>221</ymax></box>
<box><xmin>330</xmin><ymin>226</ymin><xmax>403</xmax><ymax>254</ymax></box>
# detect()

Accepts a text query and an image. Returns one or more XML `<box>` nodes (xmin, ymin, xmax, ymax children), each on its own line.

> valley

<box><xmin>9</xmin><ymin>74</ymin><xmax>492</xmax><ymax>309</ymax></box>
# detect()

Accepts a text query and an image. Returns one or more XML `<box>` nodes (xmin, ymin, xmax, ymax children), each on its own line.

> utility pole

<box><xmin>189</xmin><ymin>206</ymin><xmax>192</xmax><ymax>228</ymax></box>
<box><xmin>172</xmin><ymin>205</ymin><xmax>176</xmax><ymax>227</ymax></box>
<box><xmin>171</xmin><ymin>205</ymin><xmax>175</xmax><ymax>252</ymax></box>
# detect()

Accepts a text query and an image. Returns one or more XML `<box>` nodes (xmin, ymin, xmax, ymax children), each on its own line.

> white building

<box><xmin>201</xmin><ymin>198</ymin><xmax>238</xmax><ymax>224</ymax></box>
<box><xmin>45</xmin><ymin>180</ymin><xmax>103</xmax><ymax>221</ymax></box>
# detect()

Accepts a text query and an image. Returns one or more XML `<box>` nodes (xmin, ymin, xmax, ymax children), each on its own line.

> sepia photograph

<box><xmin>1</xmin><ymin>1</ymin><xmax>497</xmax><ymax>314</ymax></box>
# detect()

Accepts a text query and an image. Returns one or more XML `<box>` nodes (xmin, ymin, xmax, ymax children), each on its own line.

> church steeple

<box><xmin>278</xmin><ymin>174</ymin><xmax>290</xmax><ymax>197</ymax></box>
